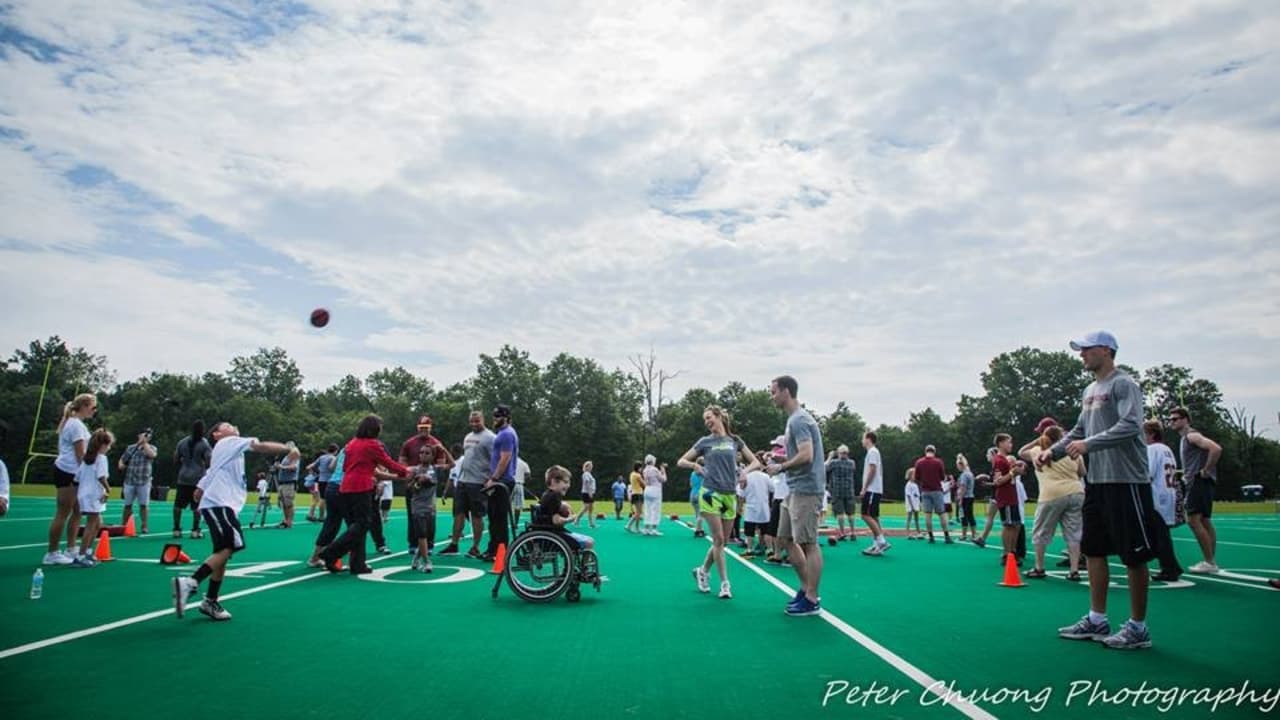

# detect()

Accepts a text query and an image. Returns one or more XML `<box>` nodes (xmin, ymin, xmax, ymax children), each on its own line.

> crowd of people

<box><xmin>19</xmin><ymin>331</ymin><xmax>1276</xmax><ymax>638</ymax></box>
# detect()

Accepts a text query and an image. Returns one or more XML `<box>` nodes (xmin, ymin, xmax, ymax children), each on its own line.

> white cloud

<box><xmin>1</xmin><ymin>0</ymin><xmax>1278</xmax><ymax>437</ymax></box>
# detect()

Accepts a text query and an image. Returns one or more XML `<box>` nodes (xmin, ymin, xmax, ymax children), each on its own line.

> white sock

<box><xmin>876</xmin><ymin>535</ymin><xmax>886</xmax><ymax>545</ymax></box>
<box><xmin>1127</xmin><ymin>619</ymin><xmax>1146</xmax><ymax>632</ymax></box>
<box><xmin>1088</xmin><ymin>610</ymin><xmax>1107</xmax><ymax>625</ymax></box>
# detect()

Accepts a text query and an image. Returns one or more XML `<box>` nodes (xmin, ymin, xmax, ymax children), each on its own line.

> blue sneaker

<box><xmin>785</xmin><ymin>596</ymin><xmax>822</xmax><ymax>616</ymax></box>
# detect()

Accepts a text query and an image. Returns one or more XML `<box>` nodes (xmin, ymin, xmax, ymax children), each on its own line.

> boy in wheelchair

<box><xmin>537</xmin><ymin>465</ymin><xmax>595</xmax><ymax>550</ymax></box>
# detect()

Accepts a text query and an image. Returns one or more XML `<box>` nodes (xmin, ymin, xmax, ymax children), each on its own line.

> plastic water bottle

<box><xmin>30</xmin><ymin>568</ymin><xmax>44</xmax><ymax>599</ymax></box>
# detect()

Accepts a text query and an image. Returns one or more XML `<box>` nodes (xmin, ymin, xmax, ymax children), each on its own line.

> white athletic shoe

<box><xmin>1188</xmin><ymin>561</ymin><xmax>1220</xmax><ymax>574</ymax></box>
<box><xmin>879</xmin><ymin>540</ymin><xmax>892</xmax><ymax>552</ymax></box>
<box><xmin>43</xmin><ymin>551</ymin><xmax>73</xmax><ymax>566</ymax></box>
<box><xmin>172</xmin><ymin>576</ymin><xmax>199</xmax><ymax>618</ymax></box>
<box><xmin>199</xmin><ymin>598</ymin><xmax>232</xmax><ymax>621</ymax></box>
<box><xmin>650</xmin><ymin>529</ymin><xmax>663</xmax><ymax>537</ymax></box>
<box><xmin>693</xmin><ymin>566</ymin><xmax>710</xmax><ymax>593</ymax></box>
<box><xmin>419</xmin><ymin>559</ymin><xmax>433</xmax><ymax>573</ymax></box>
<box><xmin>718</xmin><ymin>581</ymin><xmax>732</xmax><ymax>599</ymax></box>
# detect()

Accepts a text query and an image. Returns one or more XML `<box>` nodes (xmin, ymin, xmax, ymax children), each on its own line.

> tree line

<box><xmin>2</xmin><ymin>337</ymin><xmax>1276</xmax><ymax>501</ymax></box>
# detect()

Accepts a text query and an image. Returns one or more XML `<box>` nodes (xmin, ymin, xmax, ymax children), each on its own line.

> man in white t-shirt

<box><xmin>860</xmin><ymin>432</ymin><xmax>890</xmax><ymax>555</ymax></box>
<box><xmin>1144</xmin><ymin>419</ymin><xmax>1184</xmax><ymax>582</ymax></box>
<box><xmin>171</xmin><ymin>422</ymin><xmax>290</xmax><ymax>622</ymax></box>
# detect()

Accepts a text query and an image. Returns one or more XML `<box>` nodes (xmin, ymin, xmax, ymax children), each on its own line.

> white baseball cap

<box><xmin>1069</xmin><ymin>330</ymin><xmax>1118</xmax><ymax>352</ymax></box>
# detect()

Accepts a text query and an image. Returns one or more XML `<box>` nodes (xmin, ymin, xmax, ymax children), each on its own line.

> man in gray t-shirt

<box><xmin>440</xmin><ymin>410</ymin><xmax>495</xmax><ymax>557</ymax></box>
<box><xmin>1168</xmin><ymin>407</ymin><xmax>1223</xmax><ymax>573</ymax></box>
<box><xmin>765</xmin><ymin>374</ymin><xmax>825</xmax><ymax>617</ymax></box>
<box><xmin>1044</xmin><ymin>331</ymin><xmax>1161</xmax><ymax>651</ymax></box>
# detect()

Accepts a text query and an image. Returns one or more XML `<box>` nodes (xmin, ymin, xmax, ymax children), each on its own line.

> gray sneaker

<box><xmin>1101</xmin><ymin>621</ymin><xmax>1151</xmax><ymax>650</ymax></box>
<box><xmin>1058</xmin><ymin>615</ymin><xmax>1110</xmax><ymax>641</ymax></box>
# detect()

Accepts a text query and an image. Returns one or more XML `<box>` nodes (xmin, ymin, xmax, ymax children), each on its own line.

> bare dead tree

<box><xmin>628</xmin><ymin>347</ymin><xmax>682</xmax><ymax>452</ymax></box>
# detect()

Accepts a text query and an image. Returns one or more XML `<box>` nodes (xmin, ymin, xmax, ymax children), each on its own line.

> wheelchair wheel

<box><xmin>577</xmin><ymin>549</ymin><xmax>601</xmax><ymax>591</ymax></box>
<box><xmin>506</xmin><ymin>531</ymin><xmax>575</xmax><ymax>603</ymax></box>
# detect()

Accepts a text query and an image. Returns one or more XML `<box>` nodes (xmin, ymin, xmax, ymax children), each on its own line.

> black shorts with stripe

<box><xmin>860</xmin><ymin>492</ymin><xmax>881</xmax><ymax>518</ymax></box>
<box><xmin>200</xmin><ymin>506</ymin><xmax>246</xmax><ymax>554</ymax></box>
<box><xmin>1081</xmin><ymin>481</ymin><xmax>1162</xmax><ymax>567</ymax></box>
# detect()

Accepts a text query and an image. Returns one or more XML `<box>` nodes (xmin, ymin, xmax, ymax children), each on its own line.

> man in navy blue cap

<box><xmin>1042</xmin><ymin>331</ymin><xmax>1163</xmax><ymax>650</ymax></box>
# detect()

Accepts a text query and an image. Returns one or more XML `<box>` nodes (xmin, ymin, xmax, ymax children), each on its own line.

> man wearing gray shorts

<box><xmin>766</xmin><ymin>375</ymin><xmax>826</xmax><ymax>617</ymax></box>
<box><xmin>912</xmin><ymin>445</ymin><xmax>952</xmax><ymax>544</ymax></box>
<box><xmin>118</xmin><ymin>430</ymin><xmax>157</xmax><ymax>533</ymax></box>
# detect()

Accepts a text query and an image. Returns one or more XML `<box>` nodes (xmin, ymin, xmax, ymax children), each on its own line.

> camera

<box><xmin>142</xmin><ymin>428</ymin><xmax>153</xmax><ymax>439</ymax></box>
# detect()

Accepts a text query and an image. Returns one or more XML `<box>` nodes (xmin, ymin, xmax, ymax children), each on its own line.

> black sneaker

<box><xmin>439</xmin><ymin>543</ymin><xmax>460</xmax><ymax>556</ymax></box>
<box><xmin>466</xmin><ymin>547</ymin><xmax>482</xmax><ymax>559</ymax></box>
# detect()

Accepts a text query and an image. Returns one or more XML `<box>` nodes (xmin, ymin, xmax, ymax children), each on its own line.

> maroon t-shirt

<box><xmin>913</xmin><ymin>455</ymin><xmax>946</xmax><ymax>492</ymax></box>
<box><xmin>399</xmin><ymin>434</ymin><xmax>444</xmax><ymax>465</ymax></box>
<box><xmin>992</xmin><ymin>454</ymin><xmax>1017</xmax><ymax>507</ymax></box>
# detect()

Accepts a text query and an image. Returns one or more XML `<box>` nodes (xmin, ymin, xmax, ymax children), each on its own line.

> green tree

<box><xmin>227</xmin><ymin>347</ymin><xmax>303</xmax><ymax>409</ymax></box>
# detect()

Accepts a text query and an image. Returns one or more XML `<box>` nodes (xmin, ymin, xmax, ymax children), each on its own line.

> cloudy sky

<box><xmin>2</xmin><ymin>0</ymin><xmax>1277</xmax><ymax>431</ymax></box>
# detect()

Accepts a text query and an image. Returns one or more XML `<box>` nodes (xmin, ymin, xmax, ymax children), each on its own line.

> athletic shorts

<box><xmin>1185</xmin><ymin>478</ymin><xmax>1214</xmax><ymax>518</ymax></box>
<box><xmin>744</xmin><ymin>520</ymin><xmax>768</xmax><ymax>537</ymax></box>
<box><xmin>411</xmin><ymin>509</ymin><xmax>436</xmax><ymax>541</ymax></box>
<box><xmin>122</xmin><ymin>483</ymin><xmax>151</xmax><ymax>506</ymax></box>
<box><xmin>316</xmin><ymin>481</ymin><xmax>328</xmax><ymax>496</ymax></box>
<box><xmin>778</xmin><ymin>494</ymin><xmax>821</xmax><ymax>545</ymax></box>
<box><xmin>512</xmin><ymin>484</ymin><xmax>525</xmax><ymax>507</ymax></box>
<box><xmin>455</xmin><ymin>484</ymin><xmax>488</xmax><ymax>517</ymax></box>
<box><xmin>860</xmin><ymin>492</ymin><xmax>881</xmax><ymax>518</ymax></box>
<box><xmin>630</xmin><ymin>493</ymin><xmax>643</xmax><ymax>504</ymax></box>
<box><xmin>767</xmin><ymin>498</ymin><xmax>783</xmax><ymax>536</ymax></box>
<box><xmin>1081</xmin><ymin>482</ymin><xmax>1162</xmax><ymax>566</ymax></box>
<box><xmin>961</xmin><ymin>498</ymin><xmax>976</xmax><ymax>527</ymax></box>
<box><xmin>174</xmin><ymin>484</ymin><xmax>199</xmax><ymax>510</ymax></box>
<box><xmin>580</xmin><ymin>492</ymin><xmax>593</xmax><ymax>504</ymax></box>
<box><xmin>921</xmin><ymin>491</ymin><xmax>946</xmax><ymax>514</ymax></box>
<box><xmin>278</xmin><ymin>484</ymin><xmax>297</xmax><ymax>509</ymax></box>
<box><xmin>53</xmin><ymin>467</ymin><xmax>76</xmax><ymax>489</ymax></box>
<box><xmin>1031</xmin><ymin>493</ymin><xmax>1083</xmax><ymax>546</ymax></box>
<box><xmin>997</xmin><ymin>502</ymin><xmax>1022</xmax><ymax>527</ymax></box>
<box><xmin>830</xmin><ymin>494</ymin><xmax>856</xmax><ymax>516</ymax></box>
<box><xmin>700</xmin><ymin>490</ymin><xmax>737</xmax><ymax>520</ymax></box>
<box><xmin>379</xmin><ymin>499</ymin><xmax>392</xmax><ymax>512</ymax></box>
<box><xmin>201</xmin><ymin>506</ymin><xmax>246</xmax><ymax>554</ymax></box>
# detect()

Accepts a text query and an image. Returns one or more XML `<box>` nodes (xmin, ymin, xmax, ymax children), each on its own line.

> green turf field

<box><xmin>2</xmin><ymin>494</ymin><xmax>1278</xmax><ymax>720</ymax></box>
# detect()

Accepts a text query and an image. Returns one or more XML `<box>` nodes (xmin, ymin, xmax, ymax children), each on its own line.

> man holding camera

<box><xmin>119</xmin><ymin>429</ymin><xmax>158</xmax><ymax>533</ymax></box>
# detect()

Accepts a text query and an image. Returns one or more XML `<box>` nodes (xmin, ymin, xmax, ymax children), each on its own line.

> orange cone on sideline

<box><xmin>124</xmin><ymin>515</ymin><xmax>137</xmax><ymax>538</ymax></box>
<box><xmin>94</xmin><ymin>530</ymin><xmax>114</xmax><ymax>561</ymax></box>
<box><xmin>160</xmin><ymin>543</ymin><xmax>182</xmax><ymax>564</ymax></box>
<box><xmin>491</xmin><ymin>543</ymin><xmax>507</xmax><ymax>574</ymax></box>
<box><xmin>177</xmin><ymin>550</ymin><xmax>192</xmax><ymax>563</ymax></box>
<box><xmin>999</xmin><ymin>553</ymin><xmax>1024</xmax><ymax>588</ymax></box>
<box><xmin>334</xmin><ymin>557</ymin><xmax>344</xmax><ymax>571</ymax></box>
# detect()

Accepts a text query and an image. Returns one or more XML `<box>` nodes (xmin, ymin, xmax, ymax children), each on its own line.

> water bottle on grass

<box><xmin>30</xmin><ymin>568</ymin><xmax>44</xmax><ymax>599</ymax></box>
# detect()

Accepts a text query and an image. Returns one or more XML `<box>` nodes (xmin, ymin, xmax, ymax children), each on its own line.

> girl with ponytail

<box><xmin>45</xmin><ymin>393</ymin><xmax>97</xmax><ymax>565</ymax></box>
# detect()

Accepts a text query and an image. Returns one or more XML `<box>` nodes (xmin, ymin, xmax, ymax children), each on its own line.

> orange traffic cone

<box><xmin>124</xmin><ymin>515</ymin><xmax>137</xmax><ymax>538</ymax></box>
<box><xmin>334</xmin><ymin>557</ymin><xmax>344</xmax><ymax>571</ymax></box>
<box><xmin>94</xmin><ymin>530</ymin><xmax>115</xmax><ymax>562</ymax></box>
<box><xmin>998</xmin><ymin>553</ymin><xmax>1024</xmax><ymax>587</ymax></box>
<box><xmin>177</xmin><ymin>550</ymin><xmax>192</xmax><ymax>563</ymax></box>
<box><xmin>490</xmin><ymin>543</ymin><xmax>507</xmax><ymax>574</ymax></box>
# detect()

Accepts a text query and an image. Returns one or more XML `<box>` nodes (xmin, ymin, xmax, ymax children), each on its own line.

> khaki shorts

<box><xmin>777</xmin><ymin>494</ymin><xmax>821</xmax><ymax>545</ymax></box>
<box><xmin>278</xmin><ymin>484</ymin><xmax>297</xmax><ymax>509</ymax></box>
<box><xmin>1032</xmin><ymin>492</ymin><xmax>1084</xmax><ymax>547</ymax></box>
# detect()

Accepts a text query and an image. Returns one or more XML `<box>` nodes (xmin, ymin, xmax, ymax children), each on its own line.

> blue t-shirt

<box><xmin>327</xmin><ymin>449</ymin><xmax>346</xmax><ymax>488</ymax></box>
<box><xmin>316</xmin><ymin>453</ymin><xmax>337</xmax><ymax>483</ymax></box>
<box><xmin>491</xmin><ymin>426</ymin><xmax>520</xmax><ymax>482</ymax></box>
<box><xmin>689</xmin><ymin>470</ymin><xmax>704</xmax><ymax>500</ymax></box>
<box><xmin>612</xmin><ymin>480</ymin><xmax>627</xmax><ymax>500</ymax></box>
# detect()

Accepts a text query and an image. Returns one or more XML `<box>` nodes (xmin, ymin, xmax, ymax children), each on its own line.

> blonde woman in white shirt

<box><xmin>45</xmin><ymin>394</ymin><xmax>97</xmax><ymax>565</ymax></box>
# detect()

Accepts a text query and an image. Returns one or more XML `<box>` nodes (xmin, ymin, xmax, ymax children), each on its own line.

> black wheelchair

<box><xmin>491</xmin><ymin>500</ymin><xmax>603</xmax><ymax>603</ymax></box>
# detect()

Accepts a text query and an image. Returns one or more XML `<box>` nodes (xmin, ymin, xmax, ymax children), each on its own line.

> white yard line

<box><xmin>681</xmin><ymin>520</ymin><xmax>998</xmax><ymax>720</ymax></box>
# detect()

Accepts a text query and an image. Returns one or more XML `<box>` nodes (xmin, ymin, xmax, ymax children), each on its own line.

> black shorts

<box><xmin>53</xmin><ymin>467</ymin><xmax>76</xmax><ymax>488</ymax></box>
<box><xmin>1081</xmin><ymin>482</ymin><xmax>1162</xmax><ymax>567</ymax></box>
<box><xmin>1185</xmin><ymin>478</ymin><xmax>1214</xmax><ymax>518</ymax></box>
<box><xmin>454</xmin><ymin>484</ymin><xmax>488</xmax><ymax>517</ymax></box>
<box><xmin>200</xmin><ymin>506</ymin><xmax>246</xmax><ymax>554</ymax></box>
<box><xmin>580</xmin><ymin>492</ymin><xmax>594</xmax><ymax>504</ymax></box>
<box><xmin>997</xmin><ymin>503</ymin><xmax>1022</xmax><ymax>526</ymax></box>
<box><xmin>961</xmin><ymin>498</ymin><xmax>976</xmax><ymax>527</ymax></box>
<box><xmin>411</xmin><ymin>511</ymin><xmax>436</xmax><ymax>540</ymax></box>
<box><xmin>860</xmin><ymin>492</ymin><xmax>881</xmax><ymax>518</ymax></box>
<box><xmin>316</xmin><ymin>481</ymin><xmax>328</xmax><ymax>496</ymax></box>
<box><xmin>767</xmin><ymin>499</ymin><xmax>782</xmax><ymax>536</ymax></box>
<box><xmin>379</xmin><ymin>499</ymin><xmax>392</xmax><ymax>512</ymax></box>
<box><xmin>744</xmin><ymin>520</ymin><xmax>767</xmax><ymax>537</ymax></box>
<box><xmin>630</xmin><ymin>493</ymin><xmax>643</xmax><ymax>504</ymax></box>
<box><xmin>174</xmin><ymin>484</ymin><xmax>199</xmax><ymax>509</ymax></box>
